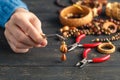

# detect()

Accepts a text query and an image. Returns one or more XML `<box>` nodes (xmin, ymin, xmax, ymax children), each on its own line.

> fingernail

<box><xmin>41</xmin><ymin>40</ymin><xmax>47</xmax><ymax>47</ymax></box>
<box><xmin>41</xmin><ymin>42</ymin><xmax>46</xmax><ymax>46</ymax></box>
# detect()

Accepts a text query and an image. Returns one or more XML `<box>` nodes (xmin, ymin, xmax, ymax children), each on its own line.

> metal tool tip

<box><xmin>56</xmin><ymin>34</ymin><xmax>66</xmax><ymax>40</ymax></box>
<box><xmin>76</xmin><ymin>62</ymin><xmax>80</xmax><ymax>67</ymax></box>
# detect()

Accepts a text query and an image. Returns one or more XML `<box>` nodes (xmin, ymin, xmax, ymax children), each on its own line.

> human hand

<box><xmin>4</xmin><ymin>8</ymin><xmax>47</xmax><ymax>53</ymax></box>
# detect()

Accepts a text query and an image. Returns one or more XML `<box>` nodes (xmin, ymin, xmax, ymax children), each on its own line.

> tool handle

<box><xmin>92</xmin><ymin>55</ymin><xmax>110</xmax><ymax>63</ymax></box>
<box><xmin>76</xmin><ymin>34</ymin><xmax>86</xmax><ymax>43</ymax></box>
<box><xmin>83</xmin><ymin>48</ymin><xmax>91</xmax><ymax>58</ymax></box>
<box><xmin>83</xmin><ymin>42</ymin><xmax>102</xmax><ymax>48</ymax></box>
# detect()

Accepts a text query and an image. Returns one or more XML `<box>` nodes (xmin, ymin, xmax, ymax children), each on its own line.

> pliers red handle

<box><xmin>76</xmin><ymin>48</ymin><xmax>110</xmax><ymax>68</ymax></box>
<box><xmin>68</xmin><ymin>34</ymin><xmax>102</xmax><ymax>51</ymax></box>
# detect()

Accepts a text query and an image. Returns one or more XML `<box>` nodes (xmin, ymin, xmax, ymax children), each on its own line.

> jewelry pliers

<box><xmin>68</xmin><ymin>34</ymin><xmax>102</xmax><ymax>51</ymax></box>
<box><xmin>76</xmin><ymin>48</ymin><xmax>110</xmax><ymax>68</ymax></box>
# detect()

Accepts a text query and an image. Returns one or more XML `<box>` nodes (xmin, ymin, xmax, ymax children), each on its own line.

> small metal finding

<box><xmin>42</xmin><ymin>34</ymin><xmax>66</xmax><ymax>40</ymax></box>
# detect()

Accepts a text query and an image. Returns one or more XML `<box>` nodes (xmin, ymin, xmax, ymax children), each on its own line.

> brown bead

<box><xmin>108</xmin><ymin>38</ymin><xmax>112</xmax><ymax>41</ymax></box>
<box><xmin>113</xmin><ymin>20</ymin><xmax>117</xmax><ymax>24</ymax></box>
<box><xmin>112</xmin><ymin>36</ymin><xmax>115</xmax><ymax>40</ymax></box>
<box><xmin>86</xmin><ymin>30</ymin><xmax>90</xmax><ymax>34</ymax></box>
<box><xmin>105</xmin><ymin>31</ymin><xmax>108</xmax><ymax>35</ymax></box>
<box><xmin>91</xmin><ymin>25</ymin><xmax>95</xmax><ymax>28</ymax></box>
<box><xmin>62</xmin><ymin>26</ymin><xmax>70</xmax><ymax>32</ymax></box>
<box><xmin>116</xmin><ymin>21</ymin><xmax>120</xmax><ymax>25</ymax></box>
<box><xmin>68</xmin><ymin>34</ymin><xmax>72</xmax><ymax>37</ymax></box>
<box><xmin>61</xmin><ymin>54</ymin><xmax>67</xmax><ymax>61</ymax></box>
<box><xmin>76</xmin><ymin>28</ymin><xmax>79</xmax><ymax>31</ymax></box>
<box><xmin>92</xmin><ymin>32</ymin><xmax>95</xmax><ymax>35</ymax></box>
<box><xmin>60</xmin><ymin>28</ymin><xmax>63</xmax><ymax>33</ymax></box>
<box><xmin>74</xmin><ymin>32</ymin><xmax>80</xmax><ymax>36</ymax></box>
<box><xmin>93</xmin><ymin>38</ymin><xmax>100</xmax><ymax>42</ymax></box>
<box><xmin>79</xmin><ymin>30</ymin><xmax>83</xmax><ymax>34</ymax></box>
<box><xmin>70</xmin><ymin>27</ymin><xmax>77</xmax><ymax>30</ymax></box>
<box><xmin>97</xmin><ymin>31</ymin><xmax>102</xmax><ymax>35</ymax></box>
<box><xmin>73</xmin><ymin>29</ymin><xmax>76</xmax><ymax>33</ymax></box>
<box><xmin>103</xmin><ymin>38</ymin><xmax>106</xmax><ymax>41</ymax></box>
<box><xmin>60</xmin><ymin>41</ymin><xmax>68</xmax><ymax>53</ymax></box>
<box><xmin>70</xmin><ymin>31</ymin><xmax>74</xmax><ymax>35</ymax></box>
<box><xmin>115</xmin><ymin>37</ymin><xmax>119</xmax><ymax>40</ymax></box>
<box><xmin>107</xmin><ymin>32</ymin><xmax>111</xmax><ymax>35</ymax></box>
<box><xmin>83</xmin><ymin>30</ymin><xmax>86</xmax><ymax>34</ymax></box>
<box><xmin>63</xmin><ymin>32</ymin><xmax>69</xmax><ymax>38</ymax></box>
<box><xmin>99</xmin><ymin>19</ymin><xmax>104</xmax><ymax>23</ymax></box>
<box><xmin>118</xmin><ymin>26</ymin><xmax>120</xmax><ymax>30</ymax></box>
<box><xmin>109</xmin><ymin>18</ymin><xmax>114</xmax><ymax>22</ymax></box>
<box><xmin>93</xmin><ymin>28</ymin><xmax>98</xmax><ymax>32</ymax></box>
<box><xmin>101</xmin><ymin>29</ymin><xmax>105</xmax><ymax>33</ymax></box>
<box><xmin>88</xmin><ymin>23</ymin><xmax>92</xmax><ymax>27</ymax></box>
<box><xmin>89</xmin><ymin>29</ymin><xmax>93</xmax><ymax>32</ymax></box>
<box><xmin>100</xmin><ymin>39</ymin><xmax>104</xmax><ymax>42</ymax></box>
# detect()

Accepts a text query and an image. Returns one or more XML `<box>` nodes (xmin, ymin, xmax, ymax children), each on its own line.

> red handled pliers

<box><xmin>68</xmin><ymin>34</ymin><xmax>102</xmax><ymax>51</ymax></box>
<box><xmin>76</xmin><ymin>48</ymin><xmax>110</xmax><ymax>68</ymax></box>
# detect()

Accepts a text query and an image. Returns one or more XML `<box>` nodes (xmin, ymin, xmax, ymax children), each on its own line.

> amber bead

<box><xmin>116</xmin><ymin>21</ymin><xmax>120</xmax><ymax>25</ymax></box>
<box><xmin>62</xmin><ymin>26</ymin><xmax>70</xmax><ymax>32</ymax></box>
<box><xmin>60</xmin><ymin>41</ymin><xmax>68</xmax><ymax>53</ymax></box>
<box><xmin>61</xmin><ymin>54</ymin><xmax>67</xmax><ymax>61</ymax></box>
<box><xmin>109</xmin><ymin>18</ymin><xmax>114</xmax><ymax>22</ymax></box>
<box><xmin>70</xmin><ymin>27</ymin><xmax>77</xmax><ymax>30</ymax></box>
<box><xmin>74</xmin><ymin>32</ymin><xmax>80</xmax><ymax>37</ymax></box>
<box><xmin>112</xmin><ymin>36</ymin><xmax>115</xmax><ymax>40</ymax></box>
<box><xmin>88</xmin><ymin>23</ymin><xmax>92</xmax><ymax>27</ymax></box>
<box><xmin>99</xmin><ymin>19</ymin><xmax>104</xmax><ymax>23</ymax></box>
<box><xmin>63</xmin><ymin>32</ymin><xmax>69</xmax><ymax>38</ymax></box>
<box><xmin>95</xmin><ymin>38</ymin><xmax>100</xmax><ymax>42</ymax></box>
<box><xmin>97</xmin><ymin>31</ymin><xmax>102</xmax><ymax>35</ymax></box>
<box><xmin>60</xmin><ymin>28</ymin><xmax>63</xmax><ymax>33</ymax></box>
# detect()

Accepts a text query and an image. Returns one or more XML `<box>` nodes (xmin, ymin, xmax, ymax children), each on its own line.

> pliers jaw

<box><xmin>68</xmin><ymin>43</ymin><xmax>78</xmax><ymax>51</ymax></box>
<box><xmin>76</xmin><ymin>58</ymin><xmax>88</xmax><ymax>68</ymax></box>
<box><xmin>68</xmin><ymin>34</ymin><xmax>86</xmax><ymax>51</ymax></box>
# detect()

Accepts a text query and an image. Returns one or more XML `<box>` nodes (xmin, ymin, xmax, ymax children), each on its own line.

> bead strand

<box><xmin>92</xmin><ymin>32</ymin><xmax>120</xmax><ymax>42</ymax></box>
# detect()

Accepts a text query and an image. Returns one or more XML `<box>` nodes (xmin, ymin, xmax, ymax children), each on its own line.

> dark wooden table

<box><xmin>0</xmin><ymin>0</ymin><xmax>120</xmax><ymax>80</ymax></box>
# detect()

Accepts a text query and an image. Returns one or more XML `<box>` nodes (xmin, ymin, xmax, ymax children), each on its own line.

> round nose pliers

<box><xmin>68</xmin><ymin>34</ymin><xmax>102</xmax><ymax>51</ymax></box>
<box><xmin>76</xmin><ymin>48</ymin><xmax>110</xmax><ymax>68</ymax></box>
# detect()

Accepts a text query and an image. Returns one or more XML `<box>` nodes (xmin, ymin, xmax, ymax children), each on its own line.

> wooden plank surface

<box><xmin>0</xmin><ymin>0</ymin><xmax>120</xmax><ymax>80</ymax></box>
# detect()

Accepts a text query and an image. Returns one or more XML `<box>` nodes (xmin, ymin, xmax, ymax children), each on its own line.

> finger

<box><xmin>4</xmin><ymin>30</ymin><xmax>33</xmax><ymax>49</ymax></box>
<box><xmin>13</xmin><ymin>15</ymin><xmax>43</xmax><ymax>44</ymax></box>
<box><xmin>5</xmin><ymin>21</ymin><xmax>40</xmax><ymax>47</ymax></box>
<box><xmin>8</xmin><ymin>40</ymin><xmax>29</xmax><ymax>53</ymax></box>
<box><xmin>31</xmin><ymin>17</ymin><xmax>48</xmax><ymax>47</ymax></box>
<box><xmin>4</xmin><ymin>32</ymin><xmax>29</xmax><ymax>53</ymax></box>
<box><xmin>31</xmin><ymin>16</ymin><xmax>43</xmax><ymax>33</ymax></box>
